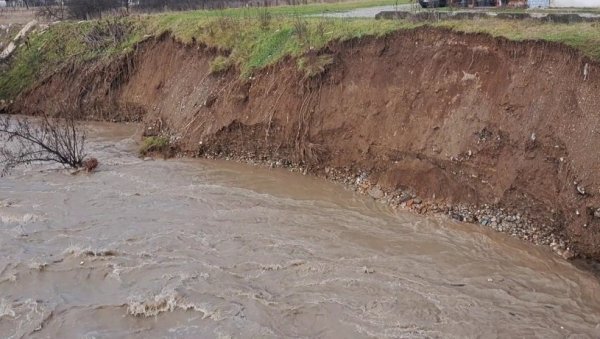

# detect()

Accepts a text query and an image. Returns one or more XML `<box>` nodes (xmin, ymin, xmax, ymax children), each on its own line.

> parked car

<box><xmin>419</xmin><ymin>0</ymin><xmax>448</xmax><ymax>7</ymax></box>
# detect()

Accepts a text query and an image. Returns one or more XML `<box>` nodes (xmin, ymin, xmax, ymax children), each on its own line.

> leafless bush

<box><xmin>35</xmin><ymin>0</ymin><xmax>124</xmax><ymax>20</ymax></box>
<box><xmin>0</xmin><ymin>113</ymin><xmax>88</xmax><ymax>176</ymax></box>
<box><xmin>71</xmin><ymin>0</ymin><xmax>122</xmax><ymax>19</ymax></box>
<box><xmin>134</xmin><ymin>0</ymin><xmax>242</xmax><ymax>12</ymax></box>
<box><xmin>36</xmin><ymin>2</ymin><xmax>67</xmax><ymax>20</ymax></box>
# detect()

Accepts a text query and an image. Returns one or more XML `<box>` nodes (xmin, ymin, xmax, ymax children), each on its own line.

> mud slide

<box><xmin>11</xmin><ymin>27</ymin><xmax>600</xmax><ymax>261</ymax></box>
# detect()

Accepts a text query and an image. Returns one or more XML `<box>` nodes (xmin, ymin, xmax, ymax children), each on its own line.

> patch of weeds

<box><xmin>292</xmin><ymin>17</ymin><xmax>309</xmax><ymax>46</ymax></box>
<box><xmin>209</xmin><ymin>55</ymin><xmax>233</xmax><ymax>74</ymax></box>
<box><xmin>139</xmin><ymin>136</ymin><xmax>173</xmax><ymax>158</ymax></box>
<box><xmin>297</xmin><ymin>54</ymin><xmax>333</xmax><ymax>78</ymax></box>
<box><xmin>258</xmin><ymin>8</ymin><xmax>272</xmax><ymax>31</ymax></box>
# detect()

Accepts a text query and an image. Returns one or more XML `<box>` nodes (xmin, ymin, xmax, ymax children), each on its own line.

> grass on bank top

<box><xmin>148</xmin><ymin>0</ymin><xmax>411</xmax><ymax>19</ymax></box>
<box><xmin>144</xmin><ymin>14</ymin><xmax>600</xmax><ymax>70</ymax></box>
<box><xmin>2</xmin><ymin>0</ymin><xmax>600</xmax><ymax>100</ymax></box>
<box><xmin>0</xmin><ymin>0</ymin><xmax>412</xmax><ymax>100</ymax></box>
<box><xmin>432</xmin><ymin>19</ymin><xmax>600</xmax><ymax>59</ymax></box>
<box><xmin>0</xmin><ymin>18</ymin><xmax>147</xmax><ymax>99</ymax></box>
<box><xmin>144</xmin><ymin>15</ymin><xmax>410</xmax><ymax>70</ymax></box>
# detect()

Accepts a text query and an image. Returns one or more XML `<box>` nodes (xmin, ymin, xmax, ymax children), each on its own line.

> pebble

<box><xmin>560</xmin><ymin>249</ymin><xmax>576</xmax><ymax>260</ymax></box>
<box><xmin>368</xmin><ymin>187</ymin><xmax>384</xmax><ymax>200</ymax></box>
<box><xmin>398</xmin><ymin>192</ymin><xmax>412</xmax><ymax>203</ymax></box>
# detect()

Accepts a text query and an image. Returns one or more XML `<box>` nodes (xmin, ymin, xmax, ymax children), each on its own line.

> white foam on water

<box><xmin>0</xmin><ymin>299</ymin><xmax>52</xmax><ymax>339</ymax></box>
<box><xmin>2</xmin><ymin>122</ymin><xmax>600</xmax><ymax>337</ymax></box>
<box><xmin>0</xmin><ymin>200</ymin><xmax>16</xmax><ymax>208</ymax></box>
<box><xmin>0</xmin><ymin>212</ymin><xmax>39</xmax><ymax>225</ymax></box>
<box><xmin>27</xmin><ymin>261</ymin><xmax>48</xmax><ymax>271</ymax></box>
<box><xmin>63</xmin><ymin>245</ymin><xmax>117</xmax><ymax>258</ymax></box>
<box><xmin>126</xmin><ymin>288</ymin><xmax>212</xmax><ymax>318</ymax></box>
<box><xmin>0</xmin><ymin>299</ymin><xmax>15</xmax><ymax>318</ymax></box>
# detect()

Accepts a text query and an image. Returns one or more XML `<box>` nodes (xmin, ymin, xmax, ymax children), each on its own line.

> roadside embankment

<box><xmin>3</xmin><ymin>12</ymin><xmax>600</xmax><ymax>261</ymax></box>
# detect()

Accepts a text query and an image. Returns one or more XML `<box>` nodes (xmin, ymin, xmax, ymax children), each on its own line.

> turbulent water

<box><xmin>1</xmin><ymin>122</ymin><xmax>600</xmax><ymax>338</ymax></box>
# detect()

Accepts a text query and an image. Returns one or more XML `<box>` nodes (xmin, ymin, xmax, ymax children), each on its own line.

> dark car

<box><xmin>419</xmin><ymin>0</ymin><xmax>448</xmax><ymax>7</ymax></box>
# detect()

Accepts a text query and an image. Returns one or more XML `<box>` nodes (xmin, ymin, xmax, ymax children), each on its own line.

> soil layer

<box><xmin>10</xmin><ymin>27</ymin><xmax>600</xmax><ymax>260</ymax></box>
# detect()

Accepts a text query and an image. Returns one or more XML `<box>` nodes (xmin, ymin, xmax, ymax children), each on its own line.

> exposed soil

<box><xmin>10</xmin><ymin>27</ymin><xmax>600</xmax><ymax>261</ymax></box>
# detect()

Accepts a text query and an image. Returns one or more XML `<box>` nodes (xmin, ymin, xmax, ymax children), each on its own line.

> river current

<box><xmin>1</xmin><ymin>122</ymin><xmax>599</xmax><ymax>338</ymax></box>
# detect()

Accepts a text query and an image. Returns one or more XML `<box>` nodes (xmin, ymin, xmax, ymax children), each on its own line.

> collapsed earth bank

<box><xmin>10</xmin><ymin>27</ymin><xmax>600</xmax><ymax>261</ymax></box>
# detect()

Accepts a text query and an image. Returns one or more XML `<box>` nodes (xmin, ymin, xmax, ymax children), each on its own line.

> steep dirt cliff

<box><xmin>11</xmin><ymin>27</ymin><xmax>600</xmax><ymax>260</ymax></box>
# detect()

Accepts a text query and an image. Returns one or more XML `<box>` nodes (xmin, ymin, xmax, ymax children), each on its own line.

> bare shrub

<box><xmin>0</xmin><ymin>113</ymin><xmax>89</xmax><ymax>176</ymax></box>
<box><xmin>66</xmin><ymin>0</ymin><xmax>122</xmax><ymax>20</ymax></box>
<box><xmin>36</xmin><ymin>0</ymin><xmax>124</xmax><ymax>20</ymax></box>
<box><xmin>83</xmin><ymin>17</ymin><xmax>130</xmax><ymax>49</ymax></box>
<box><xmin>134</xmin><ymin>0</ymin><xmax>241</xmax><ymax>12</ymax></box>
<box><xmin>36</xmin><ymin>1</ymin><xmax>67</xmax><ymax>21</ymax></box>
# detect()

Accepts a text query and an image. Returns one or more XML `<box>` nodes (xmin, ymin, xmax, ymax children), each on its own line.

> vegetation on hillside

<box><xmin>1</xmin><ymin>0</ymin><xmax>600</xmax><ymax>100</ymax></box>
<box><xmin>139</xmin><ymin>136</ymin><xmax>172</xmax><ymax>157</ymax></box>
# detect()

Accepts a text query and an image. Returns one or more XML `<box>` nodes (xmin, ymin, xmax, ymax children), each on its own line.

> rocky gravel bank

<box><xmin>184</xmin><ymin>148</ymin><xmax>576</xmax><ymax>261</ymax></box>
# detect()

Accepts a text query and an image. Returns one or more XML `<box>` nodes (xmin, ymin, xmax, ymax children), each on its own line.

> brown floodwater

<box><xmin>1</xmin><ymin>121</ymin><xmax>600</xmax><ymax>338</ymax></box>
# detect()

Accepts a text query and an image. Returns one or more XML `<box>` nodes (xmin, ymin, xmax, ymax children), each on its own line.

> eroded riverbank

<box><xmin>1</xmin><ymin>122</ymin><xmax>600</xmax><ymax>337</ymax></box>
<box><xmin>12</xmin><ymin>27</ymin><xmax>600</xmax><ymax>262</ymax></box>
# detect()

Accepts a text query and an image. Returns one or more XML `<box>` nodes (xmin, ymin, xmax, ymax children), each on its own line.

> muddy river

<box><xmin>1</xmin><ymin>122</ymin><xmax>600</xmax><ymax>338</ymax></box>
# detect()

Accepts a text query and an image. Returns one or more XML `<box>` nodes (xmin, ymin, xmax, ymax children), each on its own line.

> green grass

<box><xmin>141</xmin><ymin>14</ymin><xmax>410</xmax><ymax>76</ymax></box>
<box><xmin>0</xmin><ymin>18</ymin><xmax>145</xmax><ymax>99</ymax></box>
<box><xmin>432</xmin><ymin>20</ymin><xmax>600</xmax><ymax>59</ymax></box>
<box><xmin>146</xmin><ymin>0</ymin><xmax>410</xmax><ymax>19</ymax></box>
<box><xmin>139</xmin><ymin>136</ymin><xmax>171</xmax><ymax>156</ymax></box>
<box><xmin>209</xmin><ymin>55</ymin><xmax>234</xmax><ymax>74</ymax></box>
<box><xmin>2</xmin><ymin>0</ymin><xmax>600</xmax><ymax>101</ymax></box>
